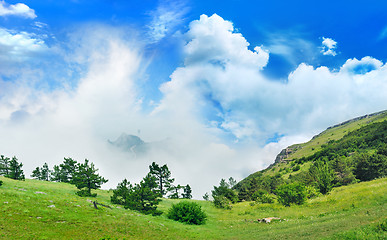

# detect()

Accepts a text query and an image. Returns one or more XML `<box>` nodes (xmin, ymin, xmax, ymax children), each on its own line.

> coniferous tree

<box><xmin>31</xmin><ymin>167</ymin><xmax>42</xmax><ymax>180</ymax></box>
<box><xmin>168</xmin><ymin>184</ymin><xmax>183</xmax><ymax>199</ymax></box>
<box><xmin>228</xmin><ymin>177</ymin><xmax>237</xmax><ymax>188</ymax></box>
<box><xmin>0</xmin><ymin>155</ymin><xmax>10</xmax><ymax>176</ymax></box>
<box><xmin>203</xmin><ymin>192</ymin><xmax>209</xmax><ymax>201</ymax></box>
<box><xmin>40</xmin><ymin>163</ymin><xmax>50</xmax><ymax>181</ymax></box>
<box><xmin>31</xmin><ymin>163</ymin><xmax>51</xmax><ymax>181</ymax></box>
<box><xmin>149</xmin><ymin>162</ymin><xmax>174</xmax><ymax>196</ymax></box>
<box><xmin>182</xmin><ymin>184</ymin><xmax>192</xmax><ymax>199</ymax></box>
<box><xmin>125</xmin><ymin>173</ymin><xmax>162</xmax><ymax>215</ymax></box>
<box><xmin>111</xmin><ymin>179</ymin><xmax>132</xmax><ymax>205</ymax></box>
<box><xmin>72</xmin><ymin>159</ymin><xmax>108</xmax><ymax>197</ymax></box>
<box><xmin>6</xmin><ymin>156</ymin><xmax>25</xmax><ymax>180</ymax></box>
<box><xmin>51</xmin><ymin>157</ymin><xmax>78</xmax><ymax>183</ymax></box>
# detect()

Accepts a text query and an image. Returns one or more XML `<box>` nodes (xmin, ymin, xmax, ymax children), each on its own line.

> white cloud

<box><xmin>159</xmin><ymin>14</ymin><xmax>387</xmax><ymax>143</ymax></box>
<box><xmin>147</xmin><ymin>0</ymin><xmax>188</xmax><ymax>43</ymax></box>
<box><xmin>321</xmin><ymin>37</ymin><xmax>337</xmax><ymax>56</ymax></box>
<box><xmin>0</xmin><ymin>1</ymin><xmax>36</xmax><ymax>19</ymax></box>
<box><xmin>341</xmin><ymin>56</ymin><xmax>383</xmax><ymax>74</ymax></box>
<box><xmin>1</xmin><ymin>15</ymin><xmax>387</xmax><ymax>199</ymax></box>
<box><xmin>0</xmin><ymin>28</ymin><xmax>48</xmax><ymax>62</ymax></box>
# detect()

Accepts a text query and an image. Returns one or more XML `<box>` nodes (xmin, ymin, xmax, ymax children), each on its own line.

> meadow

<box><xmin>1</xmin><ymin>176</ymin><xmax>386</xmax><ymax>239</ymax></box>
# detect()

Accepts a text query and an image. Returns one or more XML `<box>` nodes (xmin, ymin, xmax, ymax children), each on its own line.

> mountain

<box><xmin>108</xmin><ymin>133</ymin><xmax>149</xmax><ymax>155</ymax></box>
<box><xmin>236</xmin><ymin>110</ymin><xmax>387</xmax><ymax>194</ymax></box>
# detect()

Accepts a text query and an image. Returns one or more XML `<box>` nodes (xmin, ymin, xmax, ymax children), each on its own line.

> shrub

<box><xmin>0</xmin><ymin>180</ymin><xmax>2</xmax><ymax>186</ymax></box>
<box><xmin>252</xmin><ymin>190</ymin><xmax>275</xmax><ymax>203</ymax></box>
<box><xmin>167</xmin><ymin>201</ymin><xmax>207</xmax><ymax>225</ymax></box>
<box><xmin>275</xmin><ymin>182</ymin><xmax>307</xmax><ymax>206</ymax></box>
<box><xmin>213</xmin><ymin>195</ymin><xmax>232</xmax><ymax>209</ymax></box>
<box><xmin>305</xmin><ymin>185</ymin><xmax>320</xmax><ymax>199</ymax></box>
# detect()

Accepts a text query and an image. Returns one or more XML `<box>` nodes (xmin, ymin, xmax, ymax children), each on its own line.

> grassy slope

<box><xmin>1</xmin><ymin>176</ymin><xmax>386</xmax><ymax>240</ymax></box>
<box><xmin>243</xmin><ymin>110</ymin><xmax>387</xmax><ymax>181</ymax></box>
<box><xmin>287</xmin><ymin>110</ymin><xmax>387</xmax><ymax>161</ymax></box>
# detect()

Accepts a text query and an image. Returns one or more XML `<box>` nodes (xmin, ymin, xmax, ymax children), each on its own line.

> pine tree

<box><xmin>72</xmin><ymin>159</ymin><xmax>108</xmax><ymax>197</ymax></box>
<box><xmin>41</xmin><ymin>163</ymin><xmax>50</xmax><ymax>181</ymax></box>
<box><xmin>168</xmin><ymin>184</ymin><xmax>183</xmax><ymax>199</ymax></box>
<box><xmin>0</xmin><ymin>155</ymin><xmax>10</xmax><ymax>176</ymax></box>
<box><xmin>203</xmin><ymin>192</ymin><xmax>209</xmax><ymax>201</ymax></box>
<box><xmin>51</xmin><ymin>158</ymin><xmax>78</xmax><ymax>182</ymax></box>
<box><xmin>124</xmin><ymin>173</ymin><xmax>162</xmax><ymax>215</ymax></box>
<box><xmin>182</xmin><ymin>184</ymin><xmax>192</xmax><ymax>199</ymax></box>
<box><xmin>111</xmin><ymin>179</ymin><xmax>132</xmax><ymax>205</ymax></box>
<box><xmin>149</xmin><ymin>162</ymin><xmax>174</xmax><ymax>196</ymax></box>
<box><xmin>6</xmin><ymin>156</ymin><xmax>25</xmax><ymax>180</ymax></box>
<box><xmin>31</xmin><ymin>163</ymin><xmax>51</xmax><ymax>181</ymax></box>
<box><xmin>31</xmin><ymin>167</ymin><xmax>42</xmax><ymax>180</ymax></box>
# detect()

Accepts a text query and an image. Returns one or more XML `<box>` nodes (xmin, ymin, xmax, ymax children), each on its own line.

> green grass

<box><xmin>288</xmin><ymin>111</ymin><xmax>387</xmax><ymax>160</ymax></box>
<box><xmin>1</xmin><ymin>176</ymin><xmax>386</xmax><ymax>239</ymax></box>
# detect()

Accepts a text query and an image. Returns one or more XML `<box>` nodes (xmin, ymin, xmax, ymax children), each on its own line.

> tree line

<box><xmin>0</xmin><ymin>155</ymin><xmax>192</xmax><ymax>216</ymax></box>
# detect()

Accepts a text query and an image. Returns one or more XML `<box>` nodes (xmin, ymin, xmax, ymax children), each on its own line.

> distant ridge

<box><xmin>326</xmin><ymin>110</ymin><xmax>387</xmax><ymax>130</ymax></box>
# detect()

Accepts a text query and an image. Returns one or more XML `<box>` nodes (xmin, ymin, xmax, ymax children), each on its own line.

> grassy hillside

<box><xmin>238</xmin><ymin>110</ymin><xmax>387</xmax><ymax>186</ymax></box>
<box><xmin>286</xmin><ymin>110</ymin><xmax>387</xmax><ymax>161</ymax></box>
<box><xmin>0</xmin><ymin>176</ymin><xmax>386</xmax><ymax>239</ymax></box>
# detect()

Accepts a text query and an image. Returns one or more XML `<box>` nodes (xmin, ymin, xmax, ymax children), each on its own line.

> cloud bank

<box><xmin>0</xmin><ymin>1</ymin><xmax>36</xmax><ymax>19</ymax></box>
<box><xmin>1</xmin><ymin>14</ymin><xmax>387</xmax><ymax>198</ymax></box>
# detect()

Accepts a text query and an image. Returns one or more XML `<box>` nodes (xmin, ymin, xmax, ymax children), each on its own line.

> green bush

<box><xmin>275</xmin><ymin>182</ymin><xmax>307</xmax><ymax>206</ymax></box>
<box><xmin>0</xmin><ymin>180</ymin><xmax>2</xmax><ymax>186</ymax></box>
<box><xmin>167</xmin><ymin>201</ymin><xmax>207</xmax><ymax>225</ymax></box>
<box><xmin>213</xmin><ymin>195</ymin><xmax>232</xmax><ymax>209</ymax></box>
<box><xmin>305</xmin><ymin>185</ymin><xmax>320</xmax><ymax>199</ymax></box>
<box><xmin>252</xmin><ymin>190</ymin><xmax>275</xmax><ymax>203</ymax></box>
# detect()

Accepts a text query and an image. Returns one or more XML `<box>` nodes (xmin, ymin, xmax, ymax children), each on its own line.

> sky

<box><xmin>1</xmin><ymin>0</ymin><xmax>387</xmax><ymax>198</ymax></box>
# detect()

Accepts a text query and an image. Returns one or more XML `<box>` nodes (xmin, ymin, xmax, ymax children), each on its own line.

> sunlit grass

<box><xmin>0</xmin><ymin>176</ymin><xmax>385</xmax><ymax>239</ymax></box>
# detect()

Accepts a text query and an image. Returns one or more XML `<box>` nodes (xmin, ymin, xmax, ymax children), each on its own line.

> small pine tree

<box><xmin>124</xmin><ymin>173</ymin><xmax>162</xmax><ymax>215</ymax></box>
<box><xmin>168</xmin><ymin>184</ymin><xmax>183</xmax><ymax>199</ymax></box>
<box><xmin>72</xmin><ymin>159</ymin><xmax>108</xmax><ymax>197</ymax></box>
<box><xmin>212</xmin><ymin>178</ymin><xmax>238</xmax><ymax>207</ymax></box>
<box><xmin>111</xmin><ymin>179</ymin><xmax>132</xmax><ymax>205</ymax></box>
<box><xmin>0</xmin><ymin>155</ymin><xmax>10</xmax><ymax>176</ymax></box>
<box><xmin>203</xmin><ymin>192</ymin><xmax>209</xmax><ymax>201</ymax></box>
<box><xmin>31</xmin><ymin>167</ymin><xmax>42</xmax><ymax>180</ymax></box>
<box><xmin>149</xmin><ymin>162</ymin><xmax>174</xmax><ymax>197</ymax></box>
<box><xmin>6</xmin><ymin>156</ymin><xmax>25</xmax><ymax>180</ymax></box>
<box><xmin>228</xmin><ymin>177</ymin><xmax>237</xmax><ymax>188</ymax></box>
<box><xmin>182</xmin><ymin>184</ymin><xmax>192</xmax><ymax>199</ymax></box>
<box><xmin>51</xmin><ymin>157</ymin><xmax>78</xmax><ymax>183</ymax></box>
<box><xmin>31</xmin><ymin>163</ymin><xmax>51</xmax><ymax>181</ymax></box>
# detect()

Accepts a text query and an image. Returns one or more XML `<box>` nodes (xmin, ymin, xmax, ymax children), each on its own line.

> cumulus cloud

<box><xmin>1</xmin><ymin>14</ymin><xmax>387</xmax><ymax>199</ymax></box>
<box><xmin>0</xmin><ymin>1</ymin><xmax>36</xmax><ymax>19</ymax></box>
<box><xmin>321</xmin><ymin>37</ymin><xmax>337</xmax><ymax>56</ymax></box>
<box><xmin>159</xmin><ymin>14</ymin><xmax>387</xmax><ymax>143</ymax></box>
<box><xmin>146</xmin><ymin>0</ymin><xmax>188</xmax><ymax>43</ymax></box>
<box><xmin>0</xmin><ymin>28</ymin><xmax>48</xmax><ymax>62</ymax></box>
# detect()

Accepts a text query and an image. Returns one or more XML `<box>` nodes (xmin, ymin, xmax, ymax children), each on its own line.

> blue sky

<box><xmin>1</xmin><ymin>0</ymin><xmax>387</xmax><ymax>196</ymax></box>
